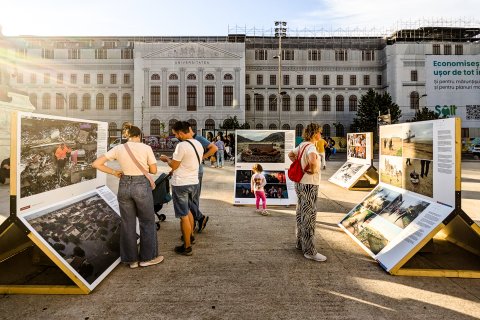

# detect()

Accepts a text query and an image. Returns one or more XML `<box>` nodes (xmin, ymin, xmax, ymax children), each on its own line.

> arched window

<box><xmin>82</xmin><ymin>94</ymin><xmax>91</xmax><ymax>110</ymax></box>
<box><xmin>29</xmin><ymin>93</ymin><xmax>37</xmax><ymax>107</ymax></box>
<box><xmin>323</xmin><ymin>124</ymin><xmax>331</xmax><ymax>137</ymax></box>
<box><xmin>108</xmin><ymin>122</ymin><xmax>117</xmax><ymax>132</ymax></box>
<box><xmin>150</xmin><ymin>119</ymin><xmax>161</xmax><ymax>135</ymax></box>
<box><xmin>151</xmin><ymin>73</ymin><xmax>160</xmax><ymax>80</ymax></box>
<box><xmin>56</xmin><ymin>94</ymin><xmax>65</xmax><ymax>109</ymax></box>
<box><xmin>295</xmin><ymin>95</ymin><xmax>304</xmax><ymax>112</ymax></box>
<box><xmin>244</xmin><ymin>123</ymin><xmax>251</xmax><ymax>129</ymax></box>
<box><xmin>410</xmin><ymin>91</ymin><xmax>419</xmax><ymax>109</ymax></box>
<box><xmin>336</xmin><ymin>95</ymin><xmax>344</xmax><ymax>112</ymax></box>
<box><xmin>224</xmin><ymin>73</ymin><xmax>233</xmax><ymax>80</ymax></box>
<box><xmin>109</xmin><ymin>93</ymin><xmax>117</xmax><ymax>110</ymax></box>
<box><xmin>269</xmin><ymin>94</ymin><xmax>277</xmax><ymax>111</ymax></box>
<box><xmin>255</xmin><ymin>94</ymin><xmax>264</xmax><ymax>111</ymax></box>
<box><xmin>282</xmin><ymin>124</ymin><xmax>290</xmax><ymax>130</ymax></box>
<box><xmin>168</xmin><ymin>119</ymin><xmax>178</xmax><ymax>136</ymax></box>
<box><xmin>296</xmin><ymin>124</ymin><xmax>304</xmax><ymax>137</ymax></box>
<box><xmin>205</xmin><ymin>73</ymin><xmax>215</xmax><ymax>80</ymax></box>
<box><xmin>282</xmin><ymin>94</ymin><xmax>290</xmax><ymax>112</ymax></box>
<box><xmin>151</xmin><ymin>86</ymin><xmax>160</xmax><ymax>106</ymax></box>
<box><xmin>322</xmin><ymin>95</ymin><xmax>331</xmax><ymax>111</ymax></box>
<box><xmin>336</xmin><ymin>124</ymin><xmax>345</xmax><ymax>137</ymax></box>
<box><xmin>245</xmin><ymin>94</ymin><xmax>251</xmax><ymax>111</ymax></box>
<box><xmin>96</xmin><ymin>93</ymin><xmax>104</xmax><ymax>110</ymax></box>
<box><xmin>256</xmin><ymin>123</ymin><xmax>264</xmax><ymax>130</ymax></box>
<box><xmin>42</xmin><ymin>93</ymin><xmax>51</xmax><ymax>109</ymax></box>
<box><xmin>188</xmin><ymin>119</ymin><xmax>197</xmax><ymax>133</ymax></box>
<box><xmin>205</xmin><ymin>119</ymin><xmax>215</xmax><ymax>130</ymax></box>
<box><xmin>68</xmin><ymin>93</ymin><xmax>77</xmax><ymax>109</ymax></box>
<box><xmin>269</xmin><ymin>123</ymin><xmax>278</xmax><ymax>130</ymax></box>
<box><xmin>349</xmin><ymin>95</ymin><xmax>357</xmax><ymax>112</ymax></box>
<box><xmin>169</xmin><ymin>73</ymin><xmax>178</xmax><ymax>80</ymax></box>
<box><xmin>187</xmin><ymin>73</ymin><xmax>196</xmax><ymax>80</ymax></box>
<box><xmin>122</xmin><ymin>93</ymin><xmax>131</xmax><ymax>110</ymax></box>
<box><xmin>309</xmin><ymin>95</ymin><xmax>317</xmax><ymax>112</ymax></box>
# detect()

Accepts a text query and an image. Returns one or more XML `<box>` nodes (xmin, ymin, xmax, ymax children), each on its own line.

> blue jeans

<box><xmin>172</xmin><ymin>184</ymin><xmax>198</xmax><ymax>218</ymax></box>
<box><xmin>216</xmin><ymin>150</ymin><xmax>224</xmax><ymax>167</ymax></box>
<box><xmin>117</xmin><ymin>175</ymin><xmax>158</xmax><ymax>263</ymax></box>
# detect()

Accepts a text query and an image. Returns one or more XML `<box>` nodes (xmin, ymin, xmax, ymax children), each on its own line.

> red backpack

<box><xmin>288</xmin><ymin>143</ymin><xmax>311</xmax><ymax>182</ymax></box>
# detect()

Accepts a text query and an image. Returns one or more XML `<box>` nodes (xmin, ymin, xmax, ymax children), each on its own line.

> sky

<box><xmin>0</xmin><ymin>0</ymin><xmax>478</xmax><ymax>37</ymax></box>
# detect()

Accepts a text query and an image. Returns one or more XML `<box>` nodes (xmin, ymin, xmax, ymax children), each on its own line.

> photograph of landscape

<box><xmin>340</xmin><ymin>204</ymin><xmax>376</xmax><ymax>236</ymax></box>
<box><xmin>24</xmin><ymin>194</ymin><xmax>121</xmax><ymax>285</ymax></box>
<box><xmin>380</xmin><ymin>126</ymin><xmax>403</xmax><ymax>157</ymax></box>
<box><xmin>236</xmin><ymin>130</ymin><xmax>285</xmax><ymax>164</ymax></box>
<box><xmin>378</xmin><ymin>193</ymin><xmax>430</xmax><ymax>229</ymax></box>
<box><xmin>403</xmin><ymin>158</ymin><xmax>434</xmax><ymax>198</ymax></box>
<box><xmin>402</xmin><ymin>122</ymin><xmax>433</xmax><ymax>160</ymax></box>
<box><xmin>380</xmin><ymin>155</ymin><xmax>403</xmax><ymax>188</ymax></box>
<box><xmin>360</xmin><ymin>185</ymin><xmax>401</xmax><ymax>214</ymax></box>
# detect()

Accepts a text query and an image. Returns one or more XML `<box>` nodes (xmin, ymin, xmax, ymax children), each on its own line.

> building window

<box><xmin>323</xmin><ymin>75</ymin><xmax>330</xmax><ymax>86</ymax></box>
<box><xmin>70</xmin><ymin>74</ymin><xmax>77</xmax><ymax>84</ymax></box>
<box><xmin>205</xmin><ymin>119</ymin><xmax>215</xmax><ymax>130</ymax></box>
<box><xmin>256</xmin><ymin>74</ymin><xmax>263</xmax><ymax>85</ymax></box>
<box><xmin>335</xmin><ymin>49</ymin><xmax>347</xmax><ymax>61</ymax></box>
<box><xmin>268</xmin><ymin>94</ymin><xmax>276</xmax><ymax>112</ymax></box>
<box><xmin>245</xmin><ymin>74</ymin><xmax>250</xmax><ymax>85</ymax></box>
<box><xmin>187</xmin><ymin>86</ymin><xmax>197</xmax><ymax>111</ymax></box>
<box><xmin>151</xmin><ymin>73</ymin><xmax>160</xmax><ymax>81</ymax></box>
<box><xmin>322</xmin><ymin>95</ymin><xmax>331</xmax><ymax>112</ymax></box>
<box><xmin>188</xmin><ymin>119</ymin><xmax>197</xmax><ymax>133</ymax></box>
<box><xmin>205</xmin><ymin>86</ymin><xmax>215</xmax><ymax>106</ymax></box>
<box><xmin>310</xmin><ymin>75</ymin><xmax>316</xmax><ymax>86</ymax></box>
<box><xmin>270</xmin><ymin>75</ymin><xmax>276</xmax><ymax>86</ymax></box>
<box><xmin>69</xmin><ymin>94</ymin><xmax>78</xmax><ymax>110</ymax></box>
<box><xmin>256</xmin><ymin>123</ymin><xmax>264</xmax><ymax>130</ymax></box>
<box><xmin>29</xmin><ymin>93</ymin><xmax>37</xmax><ymax>108</ymax></box>
<box><xmin>377</xmin><ymin>75</ymin><xmax>382</xmax><ymax>86</ymax></box>
<box><xmin>269</xmin><ymin>124</ymin><xmax>278</xmax><ymax>130</ymax></box>
<box><xmin>187</xmin><ymin>73</ymin><xmax>196</xmax><ymax>80</ymax></box>
<box><xmin>96</xmin><ymin>93</ymin><xmax>104</xmax><ymax>110</ymax></box>
<box><xmin>110</xmin><ymin>74</ymin><xmax>117</xmax><ymax>84</ymax></box>
<box><xmin>349</xmin><ymin>95</ymin><xmax>357</xmax><ymax>111</ymax></box>
<box><xmin>283</xmin><ymin>74</ymin><xmax>289</xmax><ymax>86</ymax></box>
<box><xmin>282</xmin><ymin>95</ymin><xmax>290</xmax><ymax>111</ymax></box>
<box><xmin>411</xmin><ymin>70</ymin><xmax>418</xmax><ymax>81</ymax></box>
<box><xmin>336</xmin><ymin>124</ymin><xmax>345</xmax><ymax>137</ymax></box>
<box><xmin>121</xmin><ymin>48</ymin><xmax>133</xmax><ymax>59</ymax></box>
<box><xmin>361</xmin><ymin>50</ymin><xmax>375</xmax><ymax>61</ymax></box>
<box><xmin>57</xmin><ymin>73</ymin><xmax>63</xmax><ymax>84</ymax></box>
<box><xmin>30</xmin><ymin>73</ymin><xmax>37</xmax><ymax>84</ymax></box>
<box><xmin>169</xmin><ymin>73</ymin><xmax>178</xmax><ymax>80</ymax></box>
<box><xmin>255</xmin><ymin>49</ymin><xmax>267</xmax><ymax>60</ymax></box>
<box><xmin>124</xmin><ymin>73</ymin><xmax>130</xmax><ymax>84</ymax></box>
<box><xmin>350</xmin><ymin>75</ymin><xmax>356</xmax><ymax>86</ymax></box>
<box><xmin>42</xmin><ymin>49</ymin><xmax>54</xmax><ymax>59</ymax></box>
<box><xmin>455</xmin><ymin>45</ymin><xmax>463</xmax><ymax>55</ymax></box>
<box><xmin>224</xmin><ymin>73</ymin><xmax>233</xmax><ymax>81</ymax></box>
<box><xmin>169</xmin><ymin>86</ymin><xmax>179</xmax><ymax>106</ymax></box>
<box><xmin>309</xmin><ymin>95</ymin><xmax>317</xmax><ymax>112</ymax></box>
<box><xmin>56</xmin><ymin>94</ymin><xmax>65</xmax><ymax>109</ymax></box>
<box><xmin>122</xmin><ymin>93</ymin><xmax>131</xmax><ymax>110</ymax></box>
<box><xmin>109</xmin><ymin>93</ymin><xmax>117</xmax><ymax>110</ymax></box>
<box><xmin>444</xmin><ymin>44</ymin><xmax>452</xmax><ymax>55</ymax></box>
<box><xmin>223</xmin><ymin>86</ymin><xmax>233</xmax><ymax>106</ymax></box>
<box><xmin>108</xmin><ymin>122</ymin><xmax>117</xmax><ymax>137</ymax></box>
<box><xmin>245</xmin><ymin>94</ymin><xmax>251</xmax><ymax>111</ymax></box>
<box><xmin>168</xmin><ymin>119</ymin><xmax>178</xmax><ymax>135</ymax></box>
<box><xmin>433</xmin><ymin>44</ymin><xmax>441</xmax><ymax>55</ymax></box>
<box><xmin>150</xmin><ymin>119</ymin><xmax>161</xmax><ymax>135</ymax></box>
<box><xmin>297</xmin><ymin>75</ymin><xmax>303</xmax><ymax>86</ymax></box>
<box><xmin>323</xmin><ymin>124</ymin><xmax>331</xmax><ymax>137</ymax></box>
<box><xmin>205</xmin><ymin>73</ymin><xmax>215</xmax><ymax>80</ymax></box>
<box><xmin>363</xmin><ymin>75</ymin><xmax>370</xmax><ymax>86</ymax></box>
<box><xmin>151</xmin><ymin>86</ymin><xmax>161</xmax><ymax>107</ymax></box>
<box><xmin>84</xmin><ymin>74</ymin><xmax>90</xmax><ymax>84</ymax></box>
<box><xmin>336</xmin><ymin>95</ymin><xmax>344</xmax><ymax>112</ymax></box>
<box><xmin>295</xmin><ymin>124</ymin><xmax>304</xmax><ymax>137</ymax></box>
<box><xmin>97</xmin><ymin>74</ymin><xmax>103</xmax><ymax>85</ymax></box>
<box><xmin>282</xmin><ymin>124</ymin><xmax>290</xmax><ymax>130</ymax></box>
<box><xmin>16</xmin><ymin>73</ymin><xmax>23</xmax><ymax>84</ymax></box>
<box><xmin>255</xmin><ymin>94</ymin><xmax>264</xmax><ymax>111</ymax></box>
<box><xmin>337</xmin><ymin>75</ymin><xmax>343</xmax><ymax>86</ymax></box>
<box><xmin>68</xmin><ymin>49</ymin><xmax>80</xmax><ymax>59</ymax></box>
<box><xmin>42</xmin><ymin>93</ymin><xmax>51</xmax><ymax>109</ymax></box>
<box><xmin>308</xmin><ymin>49</ymin><xmax>320</xmax><ymax>61</ymax></box>
<box><xmin>44</xmin><ymin>73</ymin><xmax>50</xmax><ymax>84</ymax></box>
<box><xmin>410</xmin><ymin>91</ymin><xmax>419</xmax><ymax>109</ymax></box>
<box><xmin>95</xmin><ymin>49</ymin><xmax>107</xmax><ymax>59</ymax></box>
<box><xmin>296</xmin><ymin>95</ymin><xmax>304</xmax><ymax>112</ymax></box>
<box><xmin>82</xmin><ymin>94</ymin><xmax>91</xmax><ymax>110</ymax></box>
<box><xmin>282</xmin><ymin>49</ymin><xmax>294</xmax><ymax>60</ymax></box>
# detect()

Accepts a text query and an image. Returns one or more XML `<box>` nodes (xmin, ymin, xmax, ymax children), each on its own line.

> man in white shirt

<box><xmin>160</xmin><ymin>121</ymin><xmax>204</xmax><ymax>256</ymax></box>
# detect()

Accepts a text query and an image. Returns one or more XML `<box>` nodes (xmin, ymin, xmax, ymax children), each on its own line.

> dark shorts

<box><xmin>172</xmin><ymin>184</ymin><xmax>198</xmax><ymax>218</ymax></box>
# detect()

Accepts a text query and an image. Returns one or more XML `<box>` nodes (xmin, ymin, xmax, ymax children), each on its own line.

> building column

<box><xmin>179</xmin><ymin>67</ymin><xmax>186</xmax><ymax>110</ymax></box>
<box><xmin>198</xmin><ymin>67</ymin><xmax>204</xmax><ymax>109</ymax></box>
<box><xmin>142</xmin><ymin>68</ymin><xmax>150</xmax><ymax>132</ymax></box>
<box><xmin>215</xmin><ymin>67</ymin><xmax>222</xmax><ymax>109</ymax></box>
<box><xmin>234</xmin><ymin>67</ymin><xmax>241</xmax><ymax>110</ymax></box>
<box><xmin>161</xmin><ymin>67</ymin><xmax>168</xmax><ymax>107</ymax></box>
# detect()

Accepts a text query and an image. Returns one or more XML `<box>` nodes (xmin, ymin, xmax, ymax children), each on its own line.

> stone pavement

<box><xmin>0</xmin><ymin>155</ymin><xmax>479</xmax><ymax>319</ymax></box>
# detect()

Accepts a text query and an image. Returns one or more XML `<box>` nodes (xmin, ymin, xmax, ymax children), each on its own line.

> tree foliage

<box><xmin>220</xmin><ymin>116</ymin><xmax>249</xmax><ymax>129</ymax></box>
<box><xmin>408</xmin><ymin>107</ymin><xmax>440</xmax><ymax>122</ymax></box>
<box><xmin>350</xmin><ymin>89</ymin><xmax>401</xmax><ymax>139</ymax></box>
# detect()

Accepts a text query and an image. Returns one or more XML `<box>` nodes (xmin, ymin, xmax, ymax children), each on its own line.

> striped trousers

<box><xmin>294</xmin><ymin>183</ymin><xmax>319</xmax><ymax>256</ymax></box>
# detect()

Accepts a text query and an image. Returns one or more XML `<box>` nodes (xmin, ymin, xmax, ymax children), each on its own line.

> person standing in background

<box><xmin>214</xmin><ymin>136</ymin><xmax>225</xmax><ymax>168</ymax></box>
<box><xmin>315</xmin><ymin>134</ymin><xmax>328</xmax><ymax>170</ymax></box>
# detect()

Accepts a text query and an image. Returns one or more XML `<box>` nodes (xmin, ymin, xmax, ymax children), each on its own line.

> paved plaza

<box><xmin>0</xmin><ymin>155</ymin><xmax>479</xmax><ymax>319</ymax></box>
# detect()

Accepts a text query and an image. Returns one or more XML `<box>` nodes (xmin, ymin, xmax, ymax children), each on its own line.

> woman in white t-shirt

<box><xmin>288</xmin><ymin>123</ymin><xmax>327</xmax><ymax>263</ymax></box>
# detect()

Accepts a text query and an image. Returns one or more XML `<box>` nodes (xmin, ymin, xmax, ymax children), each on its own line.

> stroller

<box><xmin>152</xmin><ymin>172</ymin><xmax>172</xmax><ymax>230</ymax></box>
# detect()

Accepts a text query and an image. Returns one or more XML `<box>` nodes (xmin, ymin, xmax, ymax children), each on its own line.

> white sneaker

<box><xmin>139</xmin><ymin>255</ymin><xmax>164</xmax><ymax>267</ymax></box>
<box><xmin>129</xmin><ymin>262</ymin><xmax>139</xmax><ymax>269</ymax></box>
<box><xmin>261</xmin><ymin>210</ymin><xmax>270</xmax><ymax>216</ymax></box>
<box><xmin>304</xmin><ymin>253</ymin><xmax>327</xmax><ymax>262</ymax></box>
<box><xmin>255</xmin><ymin>209</ymin><xmax>262</xmax><ymax>214</ymax></box>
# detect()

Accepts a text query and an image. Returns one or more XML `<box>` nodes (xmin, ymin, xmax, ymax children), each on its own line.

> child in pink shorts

<box><xmin>251</xmin><ymin>163</ymin><xmax>268</xmax><ymax>216</ymax></box>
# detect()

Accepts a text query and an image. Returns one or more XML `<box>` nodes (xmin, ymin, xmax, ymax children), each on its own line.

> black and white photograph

<box><xmin>24</xmin><ymin>194</ymin><xmax>121</xmax><ymax>286</ymax></box>
<box><xmin>236</xmin><ymin>130</ymin><xmax>285</xmax><ymax>164</ymax></box>
<box><xmin>19</xmin><ymin>116</ymin><xmax>99</xmax><ymax>198</ymax></box>
<box><xmin>330</xmin><ymin>162</ymin><xmax>364</xmax><ymax>184</ymax></box>
<box><xmin>402</xmin><ymin>122</ymin><xmax>434</xmax><ymax>160</ymax></box>
<box><xmin>379</xmin><ymin>193</ymin><xmax>430</xmax><ymax>229</ymax></box>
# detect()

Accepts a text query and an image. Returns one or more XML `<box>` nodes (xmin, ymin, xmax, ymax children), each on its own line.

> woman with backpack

<box><xmin>287</xmin><ymin>123</ymin><xmax>327</xmax><ymax>263</ymax></box>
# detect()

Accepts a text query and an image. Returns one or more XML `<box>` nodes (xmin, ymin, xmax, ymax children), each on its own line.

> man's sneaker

<box><xmin>180</xmin><ymin>234</ymin><xmax>196</xmax><ymax>245</ymax></box>
<box><xmin>129</xmin><ymin>262</ymin><xmax>139</xmax><ymax>269</ymax></box>
<box><xmin>198</xmin><ymin>216</ymin><xmax>209</xmax><ymax>233</ymax></box>
<box><xmin>174</xmin><ymin>244</ymin><xmax>193</xmax><ymax>256</ymax></box>
<box><xmin>304</xmin><ymin>252</ymin><xmax>327</xmax><ymax>262</ymax></box>
<box><xmin>139</xmin><ymin>255</ymin><xmax>164</xmax><ymax>267</ymax></box>
<box><xmin>261</xmin><ymin>210</ymin><xmax>270</xmax><ymax>216</ymax></box>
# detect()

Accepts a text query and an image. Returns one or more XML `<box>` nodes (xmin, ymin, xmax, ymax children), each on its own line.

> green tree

<box><xmin>408</xmin><ymin>107</ymin><xmax>440</xmax><ymax>122</ymax></box>
<box><xmin>350</xmin><ymin>89</ymin><xmax>401</xmax><ymax>140</ymax></box>
<box><xmin>220</xmin><ymin>116</ymin><xmax>249</xmax><ymax>130</ymax></box>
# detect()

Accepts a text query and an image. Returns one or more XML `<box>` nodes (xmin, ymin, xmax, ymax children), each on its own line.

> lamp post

<box><xmin>141</xmin><ymin>96</ymin><xmax>145</xmax><ymax>133</ymax></box>
<box><xmin>274</xmin><ymin>21</ymin><xmax>287</xmax><ymax>128</ymax></box>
